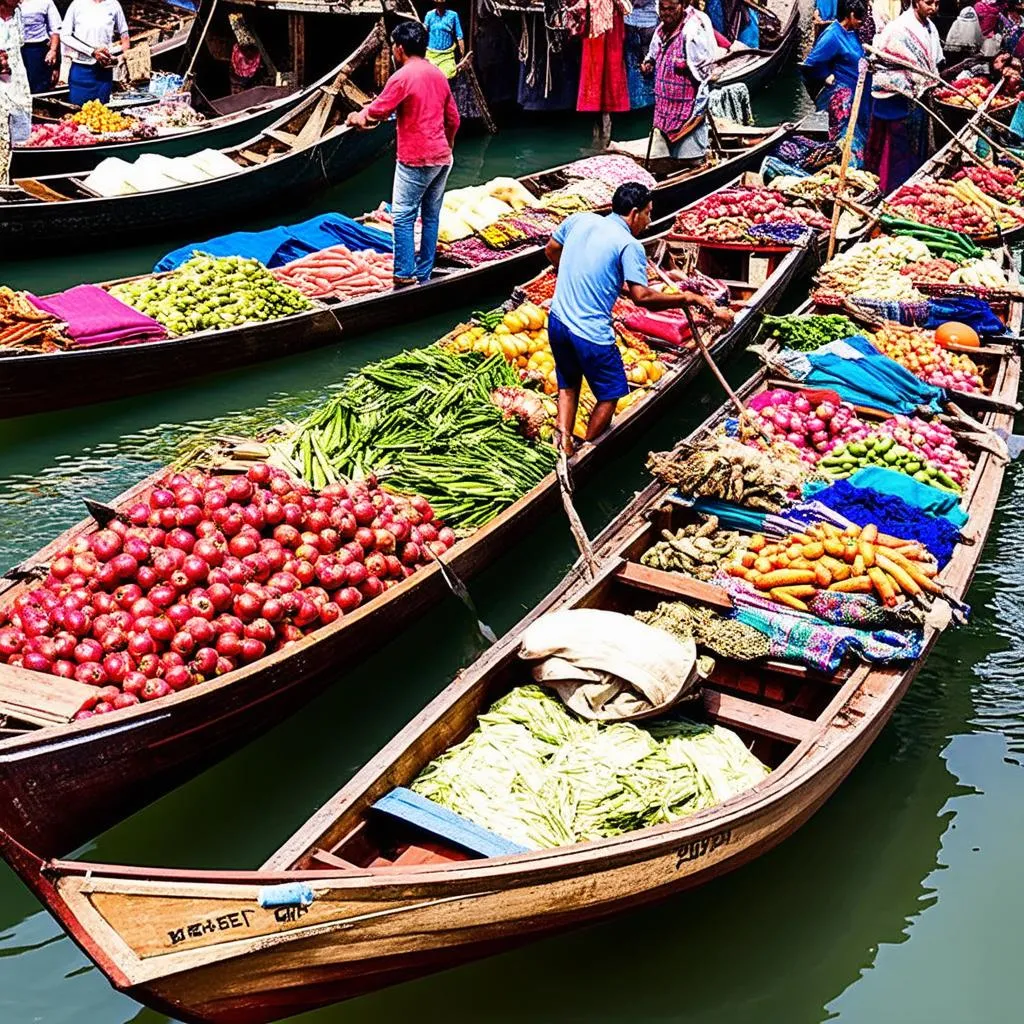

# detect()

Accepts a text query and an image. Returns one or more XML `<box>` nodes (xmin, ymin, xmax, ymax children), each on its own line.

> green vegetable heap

<box><xmin>819</xmin><ymin>434</ymin><xmax>962</xmax><ymax>491</ymax></box>
<box><xmin>273</xmin><ymin>348</ymin><xmax>557</xmax><ymax>528</ymax></box>
<box><xmin>412</xmin><ymin>685</ymin><xmax>769</xmax><ymax>849</ymax></box>
<box><xmin>640</xmin><ymin>517</ymin><xmax>746</xmax><ymax>580</ymax></box>
<box><xmin>109</xmin><ymin>254</ymin><xmax>310</xmax><ymax>336</ymax></box>
<box><xmin>635</xmin><ymin>600</ymin><xmax>770</xmax><ymax>660</ymax></box>
<box><xmin>761</xmin><ymin>313</ymin><xmax>858</xmax><ymax>352</ymax></box>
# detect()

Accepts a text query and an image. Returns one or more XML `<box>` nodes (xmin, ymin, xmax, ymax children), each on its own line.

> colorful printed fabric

<box><xmin>864</xmin><ymin>103</ymin><xmax>931</xmax><ymax>193</ymax></box>
<box><xmin>577</xmin><ymin>10</ymin><xmax>630</xmax><ymax>113</ymax></box>
<box><xmin>440</xmin><ymin>235</ymin><xmax>534</xmax><ymax>267</ymax></box>
<box><xmin>719</xmin><ymin>578</ymin><xmax>924</xmax><ymax>673</ymax></box>
<box><xmin>563</xmin><ymin>154</ymin><xmax>657</xmax><ymax>189</ymax></box>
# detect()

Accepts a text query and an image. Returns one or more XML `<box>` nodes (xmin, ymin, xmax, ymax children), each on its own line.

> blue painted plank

<box><xmin>371</xmin><ymin>788</ymin><xmax>530</xmax><ymax>858</ymax></box>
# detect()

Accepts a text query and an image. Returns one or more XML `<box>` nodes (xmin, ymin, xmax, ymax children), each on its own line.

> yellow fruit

<box><xmin>500</xmin><ymin>338</ymin><xmax>518</xmax><ymax>360</ymax></box>
<box><xmin>502</xmin><ymin>310</ymin><xmax>526</xmax><ymax>332</ymax></box>
<box><xmin>494</xmin><ymin>323</ymin><xmax>511</xmax><ymax>335</ymax></box>
<box><xmin>472</xmin><ymin>337</ymin><xmax>490</xmax><ymax>354</ymax></box>
<box><xmin>647</xmin><ymin>361</ymin><xmax>665</xmax><ymax>382</ymax></box>
<box><xmin>454</xmin><ymin>331</ymin><xmax>474</xmax><ymax>347</ymax></box>
<box><xmin>514</xmin><ymin>337</ymin><xmax>529</xmax><ymax>356</ymax></box>
<box><xmin>628</xmin><ymin>365</ymin><xmax>648</xmax><ymax>385</ymax></box>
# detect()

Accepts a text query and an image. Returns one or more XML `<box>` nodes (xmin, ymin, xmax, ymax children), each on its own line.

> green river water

<box><xmin>3</xmin><ymin>66</ymin><xmax>1024</xmax><ymax>1024</ymax></box>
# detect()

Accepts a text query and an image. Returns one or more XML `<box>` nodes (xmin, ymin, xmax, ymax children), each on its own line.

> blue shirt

<box><xmin>21</xmin><ymin>0</ymin><xmax>61</xmax><ymax>45</ymax></box>
<box><xmin>804</xmin><ymin>19</ymin><xmax>864</xmax><ymax>94</ymax></box>
<box><xmin>815</xmin><ymin>0</ymin><xmax>837</xmax><ymax>20</ymax></box>
<box><xmin>424</xmin><ymin>8</ymin><xmax>463</xmax><ymax>51</ymax></box>
<box><xmin>550</xmin><ymin>212</ymin><xmax>648</xmax><ymax>346</ymax></box>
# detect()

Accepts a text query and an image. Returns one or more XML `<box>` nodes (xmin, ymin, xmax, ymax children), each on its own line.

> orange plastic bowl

<box><xmin>935</xmin><ymin>321</ymin><xmax>980</xmax><ymax>348</ymax></box>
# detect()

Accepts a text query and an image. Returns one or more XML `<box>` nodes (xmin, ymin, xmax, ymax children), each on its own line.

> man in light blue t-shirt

<box><xmin>544</xmin><ymin>182</ymin><xmax>730</xmax><ymax>452</ymax></box>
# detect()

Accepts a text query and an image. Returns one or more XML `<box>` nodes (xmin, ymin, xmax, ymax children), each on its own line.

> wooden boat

<box><xmin>0</xmin><ymin>231</ymin><xmax>810</xmax><ymax>859</ymax></box>
<box><xmin>0</xmin><ymin>131</ymin><xmax>801</xmax><ymax>419</ymax></box>
<box><xmin>932</xmin><ymin>59</ymin><xmax>1019</xmax><ymax>137</ymax></box>
<box><xmin>35</xmin><ymin>0</ymin><xmax>198</xmax><ymax>105</ymax></box>
<box><xmin>0</xmin><ymin>30</ymin><xmax>393</xmax><ymax>257</ymax></box>
<box><xmin>2</xmin><ymin>315</ymin><xmax>1016</xmax><ymax>1024</ymax></box>
<box><xmin>709</xmin><ymin>0</ymin><xmax>801</xmax><ymax>95</ymax></box>
<box><xmin>16</xmin><ymin>28</ymin><xmax>385</xmax><ymax>179</ymax></box>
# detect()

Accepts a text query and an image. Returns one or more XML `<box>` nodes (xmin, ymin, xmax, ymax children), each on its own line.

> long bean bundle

<box><xmin>273</xmin><ymin>348</ymin><xmax>557</xmax><ymax>528</ymax></box>
<box><xmin>412</xmin><ymin>686</ymin><xmax>769</xmax><ymax>849</ymax></box>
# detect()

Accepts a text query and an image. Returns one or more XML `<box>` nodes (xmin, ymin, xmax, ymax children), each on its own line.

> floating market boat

<box><xmin>0</xmin><ymin>137</ymin><xmax>817</xmax><ymax>418</ymax></box>
<box><xmin>35</xmin><ymin>0</ymin><xmax>198</xmax><ymax>105</ymax></box>
<box><xmin>1</xmin><ymin>304</ymin><xmax>1017</xmax><ymax>1024</ymax></box>
<box><xmin>16</xmin><ymin>25</ymin><xmax>389</xmax><ymax>179</ymax></box>
<box><xmin>709</xmin><ymin>0</ymin><xmax>801</xmax><ymax>95</ymax></box>
<box><xmin>0</xmin><ymin>31</ymin><xmax>393</xmax><ymax>257</ymax></box>
<box><xmin>932</xmin><ymin>60</ymin><xmax>1019</xmax><ymax>137</ymax></box>
<box><xmin>0</xmin><ymin>229</ymin><xmax>810</xmax><ymax>860</ymax></box>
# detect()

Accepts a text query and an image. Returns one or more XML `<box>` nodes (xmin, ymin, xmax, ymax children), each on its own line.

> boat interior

<box><xmin>12</xmin><ymin>23</ymin><xmax>388</xmax><ymax>204</ymax></box>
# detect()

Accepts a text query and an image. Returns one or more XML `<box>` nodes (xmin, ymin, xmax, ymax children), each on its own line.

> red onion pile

<box><xmin>0</xmin><ymin>466</ymin><xmax>449</xmax><ymax>719</ymax></box>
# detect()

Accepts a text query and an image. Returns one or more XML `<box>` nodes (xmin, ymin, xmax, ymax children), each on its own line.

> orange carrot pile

<box><xmin>272</xmin><ymin>246</ymin><xmax>394</xmax><ymax>301</ymax></box>
<box><xmin>726</xmin><ymin>522</ymin><xmax>942</xmax><ymax>611</ymax></box>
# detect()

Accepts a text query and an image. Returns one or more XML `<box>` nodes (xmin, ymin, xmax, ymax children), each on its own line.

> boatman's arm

<box><xmin>347</xmin><ymin>72</ymin><xmax>408</xmax><ymax>129</ymax></box>
<box><xmin>545</xmin><ymin>214</ymin><xmax>578</xmax><ymax>270</ymax></box>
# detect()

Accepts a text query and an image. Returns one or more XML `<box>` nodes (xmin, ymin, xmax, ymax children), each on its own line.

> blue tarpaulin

<box><xmin>154</xmin><ymin>214</ymin><xmax>393</xmax><ymax>272</ymax></box>
<box><xmin>802</xmin><ymin>335</ymin><xmax>944</xmax><ymax>415</ymax></box>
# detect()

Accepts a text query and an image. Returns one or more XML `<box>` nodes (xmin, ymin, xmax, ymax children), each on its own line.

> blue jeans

<box><xmin>68</xmin><ymin>61</ymin><xmax>114</xmax><ymax>106</ymax></box>
<box><xmin>392</xmin><ymin>160</ymin><xmax>451</xmax><ymax>281</ymax></box>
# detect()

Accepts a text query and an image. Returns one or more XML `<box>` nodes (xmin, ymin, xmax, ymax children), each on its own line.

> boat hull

<box><xmin>1</xmin><ymin>123</ymin><xmax>395</xmax><ymax>256</ymax></box>
<box><xmin>13</xmin><ymin>101</ymin><xmax>293</xmax><ymax>179</ymax></box>
<box><xmin>0</xmin><ymin>138</ymin><xmax>788</xmax><ymax>419</ymax></box>
<box><xmin>0</xmin><ymin>243</ymin><xmax>807</xmax><ymax>857</ymax></box>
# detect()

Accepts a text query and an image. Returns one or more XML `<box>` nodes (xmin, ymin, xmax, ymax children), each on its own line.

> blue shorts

<box><xmin>548</xmin><ymin>312</ymin><xmax>629</xmax><ymax>403</ymax></box>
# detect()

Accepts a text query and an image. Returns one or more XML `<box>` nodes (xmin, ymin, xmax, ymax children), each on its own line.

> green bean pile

<box><xmin>273</xmin><ymin>348</ymin><xmax>557</xmax><ymax>529</ymax></box>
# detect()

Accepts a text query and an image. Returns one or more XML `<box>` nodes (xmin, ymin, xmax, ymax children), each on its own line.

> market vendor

<box><xmin>20</xmin><ymin>0</ymin><xmax>60</xmax><ymax>93</ymax></box>
<box><xmin>346</xmin><ymin>20</ymin><xmax>460</xmax><ymax>287</ymax></box>
<box><xmin>642</xmin><ymin>0</ymin><xmax>717</xmax><ymax>165</ymax></box>
<box><xmin>424</xmin><ymin>0</ymin><xmax>464</xmax><ymax>79</ymax></box>
<box><xmin>803</xmin><ymin>0</ymin><xmax>871</xmax><ymax>166</ymax></box>
<box><xmin>865</xmin><ymin>0</ymin><xmax>942</xmax><ymax>192</ymax></box>
<box><xmin>544</xmin><ymin>182</ymin><xmax>732</xmax><ymax>453</ymax></box>
<box><xmin>61</xmin><ymin>0</ymin><xmax>129</xmax><ymax>106</ymax></box>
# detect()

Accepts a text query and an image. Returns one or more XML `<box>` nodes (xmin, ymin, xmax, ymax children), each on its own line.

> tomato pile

<box><xmin>0</xmin><ymin>466</ymin><xmax>446</xmax><ymax>718</ymax></box>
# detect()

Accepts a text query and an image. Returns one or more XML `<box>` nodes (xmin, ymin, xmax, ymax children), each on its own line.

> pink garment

<box><xmin>31</xmin><ymin>285</ymin><xmax>166</xmax><ymax>347</ymax></box>
<box><xmin>366</xmin><ymin>56</ymin><xmax>460</xmax><ymax>166</ymax></box>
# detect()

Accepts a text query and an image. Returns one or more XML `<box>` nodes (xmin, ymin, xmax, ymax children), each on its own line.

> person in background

<box><xmin>424</xmin><ymin>0</ymin><xmax>464</xmax><ymax>79</ymax></box>
<box><xmin>544</xmin><ymin>182</ymin><xmax>729</xmax><ymax>452</ymax></box>
<box><xmin>227</xmin><ymin>14</ymin><xmax>262</xmax><ymax>95</ymax></box>
<box><xmin>872</xmin><ymin>0</ymin><xmax>905</xmax><ymax>36</ymax></box>
<box><xmin>642</xmin><ymin>0</ymin><xmax>716</xmax><ymax>165</ymax></box>
<box><xmin>624</xmin><ymin>0</ymin><xmax>659</xmax><ymax>109</ymax></box>
<box><xmin>815</xmin><ymin>0</ymin><xmax>876</xmax><ymax>42</ymax></box>
<box><xmin>20</xmin><ymin>0</ymin><xmax>59</xmax><ymax>93</ymax></box>
<box><xmin>347</xmin><ymin>20</ymin><xmax>459</xmax><ymax>287</ymax></box>
<box><xmin>706</xmin><ymin>0</ymin><xmax>759</xmax><ymax>46</ymax></box>
<box><xmin>0</xmin><ymin>0</ymin><xmax>32</xmax><ymax>186</ymax></box>
<box><xmin>61</xmin><ymin>0</ymin><xmax>129</xmax><ymax>106</ymax></box>
<box><xmin>865</xmin><ymin>0</ymin><xmax>942</xmax><ymax>192</ymax></box>
<box><xmin>804</xmin><ymin>0</ymin><xmax>871</xmax><ymax>165</ymax></box>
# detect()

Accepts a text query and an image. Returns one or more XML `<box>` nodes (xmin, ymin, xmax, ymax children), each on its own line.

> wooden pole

<box><xmin>182</xmin><ymin>0</ymin><xmax>219</xmax><ymax>85</ymax></box>
<box><xmin>556</xmin><ymin>453</ymin><xmax>598</xmax><ymax>579</ymax></box>
<box><xmin>827</xmin><ymin>58</ymin><xmax>868</xmax><ymax>262</ymax></box>
<box><xmin>901</xmin><ymin>89</ymin><xmax>1024</xmax><ymax>171</ymax></box>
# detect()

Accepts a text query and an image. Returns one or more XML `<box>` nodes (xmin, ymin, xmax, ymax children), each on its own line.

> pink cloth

<box><xmin>366</xmin><ymin>56</ymin><xmax>460</xmax><ymax>166</ymax></box>
<box><xmin>31</xmin><ymin>285</ymin><xmax>167</xmax><ymax>347</ymax></box>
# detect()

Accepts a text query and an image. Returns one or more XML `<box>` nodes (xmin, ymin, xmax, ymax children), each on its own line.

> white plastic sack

<box><xmin>519</xmin><ymin>608</ymin><xmax>710</xmax><ymax>721</ymax></box>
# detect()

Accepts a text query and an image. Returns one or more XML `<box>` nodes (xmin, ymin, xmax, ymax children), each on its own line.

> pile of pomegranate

<box><xmin>0</xmin><ymin>465</ymin><xmax>449</xmax><ymax>719</ymax></box>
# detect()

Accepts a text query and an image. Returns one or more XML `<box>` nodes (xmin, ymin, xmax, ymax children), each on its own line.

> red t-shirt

<box><xmin>366</xmin><ymin>56</ymin><xmax>460</xmax><ymax>166</ymax></box>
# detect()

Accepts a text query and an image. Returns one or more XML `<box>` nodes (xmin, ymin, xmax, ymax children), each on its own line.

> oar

<box><xmin>556</xmin><ymin>452</ymin><xmax>598</xmax><ymax>579</ymax></box>
<box><xmin>422</xmin><ymin>544</ymin><xmax>497</xmax><ymax>644</ymax></box>
<box><xmin>647</xmin><ymin>259</ymin><xmax>749</xmax><ymax>415</ymax></box>
<box><xmin>827</xmin><ymin>59</ymin><xmax>868</xmax><ymax>261</ymax></box>
<box><xmin>898</xmin><ymin>88</ymin><xmax>1024</xmax><ymax>172</ymax></box>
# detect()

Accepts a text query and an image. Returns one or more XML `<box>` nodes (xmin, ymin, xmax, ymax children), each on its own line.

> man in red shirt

<box><xmin>347</xmin><ymin>20</ymin><xmax>460</xmax><ymax>286</ymax></box>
